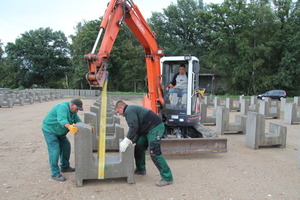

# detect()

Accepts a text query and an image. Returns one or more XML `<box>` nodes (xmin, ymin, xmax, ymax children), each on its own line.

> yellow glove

<box><xmin>68</xmin><ymin>124</ymin><xmax>78</xmax><ymax>134</ymax></box>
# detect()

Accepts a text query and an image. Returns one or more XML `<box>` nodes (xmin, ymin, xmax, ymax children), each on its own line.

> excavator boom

<box><xmin>85</xmin><ymin>0</ymin><xmax>164</xmax><ymax>113</ymax></box>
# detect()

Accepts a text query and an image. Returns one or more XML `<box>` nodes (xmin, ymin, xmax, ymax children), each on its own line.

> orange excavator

<box><xmin>85</xmin><ymin>0</ymin><xmax>227</xmax><ymax>154</ymax></box>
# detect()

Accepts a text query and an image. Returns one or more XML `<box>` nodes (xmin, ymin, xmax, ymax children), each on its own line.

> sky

<box><xmin>0</xmin><ymin>0</ymin><xmax>223</xmax><ymax>45</ymax></box>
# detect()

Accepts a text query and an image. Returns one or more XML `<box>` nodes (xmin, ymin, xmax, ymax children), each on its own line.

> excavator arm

<box><xmin>85</xmin><ymin>0</ymin><xmax>164</xmax><ymax>113</ymax></box>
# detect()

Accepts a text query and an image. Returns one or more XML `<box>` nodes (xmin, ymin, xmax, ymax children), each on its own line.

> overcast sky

<box><xmin>0</xmin><ymin>0</ymin><xmax>223</xmax><ymax>45</ymax></box>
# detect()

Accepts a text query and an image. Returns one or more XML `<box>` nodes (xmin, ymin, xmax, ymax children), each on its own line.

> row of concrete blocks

<box><xmin>200</xmin><ymin>99</ymin><xmax>280</xmax><ymax>125</ymax></box>
<box><xmin>240</xmin><ymin>98</ymin><xmax>300</xmax><ymax>124</ymax></box>
<box><xmin>215</xmin><ymin>107</ymin><xmax>287</xmax><ymax>149</ymax></box>
<box><xmin>0</xmin><ymin>90</ymin><xmax>64</xmax><ymax>108</ymax></box>
<box><xmin>203</xmin><ymin>96</ymin><xmax>242</xmax><ymax>111</ymax></box>
<box><xmin>204</xmin><ymin>96</ymin><xmax>300</xmax><ymax>112</ymax></box>
<box><xmin>201</xmin><ymin>97</ymin><xmax>300</xmax><ymax>125</ymax></box>
<box><xmin>24</xmin><ymin>88</ymin><xmax>101</xmax><ymax>97</ymax></box>
<box><xmin>75</xmin><ymin>99</ymin><xmax>134</xmax><ymax>186</ymax></box>
<box><xmin>240</xmin><ymin>98</ymin><xmax>280</xmax><ymax>118</ymax></box>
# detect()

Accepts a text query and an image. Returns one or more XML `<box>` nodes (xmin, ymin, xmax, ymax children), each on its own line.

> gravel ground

<box><xmin>0</xmin><ymin>95</ymin><xmax>299</xmax><ymax>200</ymax></box>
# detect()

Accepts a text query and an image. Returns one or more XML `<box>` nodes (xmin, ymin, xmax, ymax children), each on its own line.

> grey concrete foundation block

<box><xmin>216</xmin><ymin>106</ymin><xmax>228</xmax><ymax>135</ymax></box>
<box><xmin>294</xmin><ymin>97</ymin><xmax>300</xmax><ymax>106</ymax></box>
<box><xmin>216</xmin><ymin>107</ymin><xmax>246</xmax><ymax>135</ymax></box>
<box><xmin>246</xmin><ymin>112</ymin><xmax>287</xmax><ymax>149</ymax></box>
<box><xmin>280</xmin><ymin>98</ymin><xmax>291</xmax><ymax>111</ymax></box>
<box><xmin>0</xmin><ymin>97</ymin><xmax>13</xmax><ymax>108</ymax></box>
<box><xmin>299</xmin><ymin>141</ymin><xmax>300</xmax><ymax>168</ymax></box>
<box><xmin>75</xmin><ymin>123</ymin><xmax>134</xmax><ymax>186</ymax></box>
<box><xmin>84</xmin><ymin>112</ymin><xmax>98</xmax><ymax>150</ymax></box>
<box><xmin>88</xmin><ymin>105</ymin><xmax>123</xmax><ymax>151</ymax></box>
<box><xmin>14</xmin><ymin>97</ymin><xmax>25</xmax><ymax>106</ymax></box>
<box><xmin>284</xmin><ymin>103</ymin><xmax>300</xmax><ymax>124</ymax></box>
<box><xmin>106</xmin><ymin>123</ymin><xmax>124</xmax><ymax>151</ymax></box>
<box><xmin>225</xmin><ymin>97</ymin><xmax>240</xmax><ymax>111</ymax></box>
<box><xmin>240</xmin><ymin>99</ymin><xmax>250</xmax><ymax>115</ymax></box>
<box><xmin>259</xmin><ymin>101</ymin><xmax>280</xmax><ymax>119</ymax></box>
<box><xmin>94</xmin><ymin>102</ymin><xmax>101</xmax><ymax>107</ymax></box>
<box><xmin>214</xmin><ymin>97</ymin><xmax>221</xmax><ymax>108</ymax></box>
<box><xmin>200</xmin><ymin>103</ymin><xmax>216</xmax><ymax>125</ymax></box>
<box><xmin>204</xmin><ymin>96</ymin><xmax>213</xmax><ymax>106</ymax></box>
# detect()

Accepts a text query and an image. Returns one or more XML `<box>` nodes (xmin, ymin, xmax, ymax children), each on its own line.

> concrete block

<box><xmin>42</xmin><ymin>95</ymin><xmax>49</xmax><ymax>102</ymax></box>
<box><xmin>26</xmin><ymin>96</ymin><xmax>34</xmax><ymax>104</ymax></box>
<box><xmin>9</xmin><ymin>93</ymin><xmax>16</xmax><ymax>103</ymax></box>
<box><xmin>216</xmin><ymin>107</ymin><xmax>246</xmax><ymax>135</ymax></box>
<box><xmin>240</xmin><ymin>99</ymin><xmax>250</xmax><ymax>115</ymax></box>
<box><xmin>246</xmin><ymin>112</ymin><xmax>287</xmax><ymax>149</ymax></box>
<box><xmin>294</xmin><ymin>96</ymin><xmax>300</xmax><ymax>106</ymax></box>
<box><xmin>280</xmin><ymin>98</ymin><xmax>291</xmax><ymax>111</ymax></box>
<box><xmin>249</xmin><ymin>96</ymin><xmax>259</xmax><ymax>112</ymax></box>
<box><xmin>204</xmin><ymin>96</ymin><xmax>213</xmax><ymax>106</ymax></box>
<box><xmin>284</xmin><ymin>103</ymin><xmax>300</xmax><ymax>124</ymax></box>
<box><xmin>225</xmin><ymin>98</ymin><xmax>240</xmax><ymax>111</ymax></box>
<box><xmin>250</xmin><ymin>96</ymin><xmax>258</xmax><ymax>105</ymax></box>
<box><xmin>299</xmin><ymin>141</ymin><xmax>300</xmax><ymax>168</ymax></box>
<box><xmin>13</xmin><ymin>97</ymin><xmax>25</xmax><ymax>106</ymax></box>
<box><xmin>84</xmin><ymin>112</ymin><xmax>98</xmax><ymax>150</ymax></box>
<box><xmin>214</xmin><ymin>97</ymin><xmax>221</xmax><ymax>108</ymax></box>
<box><xmin>34</xmin><ymin>93</ymin><xmax>43</xmax><ymax>103</ymax></box>
<box><xmin>0</xmin><ymin>95</ymin><xmax>13</xmax><ymax>108</ymax></box>
<box><xmin>74</xmin><ymin>123</ymin><xmax>134</xmax><ymax>186</ymax></box>
<box><xmin>106</xmin><ymin>123</ymin><xmax>124</xmax><ymax>151</ymax></box>
<box><xmin>259</xmin><ymin>100</ymin><xmax>280</xmax><ymax>119</ymax></box>
<box><xmin>88</xmin><ymin>106</ymin><xmax>124</xmax><ymax>151</ymax></box>
<box><xmin>200</xmin><ymin>103</ymin><xmax>216</xmax><ymax>125</ymax></box>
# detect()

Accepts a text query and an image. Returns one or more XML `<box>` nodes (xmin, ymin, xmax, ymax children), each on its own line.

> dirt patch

<box><xmin>0</xmin><ymin>96</ymin><xmax>299</xmax><ymax>200</ymax></box>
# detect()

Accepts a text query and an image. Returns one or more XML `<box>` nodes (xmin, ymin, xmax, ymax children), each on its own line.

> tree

<box><xmin>5</xmin><ymin>27</ymin><xmax>71</xmax><ymax>88</ymax></box>
<box><xmin>277</xmin><ymin>1</ymin><xmax>300</xmax><ymax>95</ymax></box>
<box><xmin>149</xmin><ymin>0</ymin><xmax>207</xmax><ymax>58</ymax></box>
<box><xmin>69</xmin><ymin>19</ymin><xmax>101</xmax><ymax>89</ymax></box>
<box><xmin>107</xmin><ymin>25</ymin><xmax>145</xmax><ymax>92</ymax></box>
<box><xmin>0</xmin><ymin>40</ymin><xmax>7</xmax><ymax>87</ymax></box>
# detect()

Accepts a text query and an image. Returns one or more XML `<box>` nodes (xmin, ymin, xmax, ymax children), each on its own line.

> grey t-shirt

<box><xmin>175</xmin><ymin>74</ymin><xmax>188</xmax><ymax>90</ymax></box>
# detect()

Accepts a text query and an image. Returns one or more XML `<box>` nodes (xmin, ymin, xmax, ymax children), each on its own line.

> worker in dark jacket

<box><xmin>115</xmin><ymin>101</ymin><xmax>173</xmax><ymax>187</ymax></box>
<box><xmin>42</xmin><ymin>99</ymin><xmax>83</xmax><ymax>182</ymax></box>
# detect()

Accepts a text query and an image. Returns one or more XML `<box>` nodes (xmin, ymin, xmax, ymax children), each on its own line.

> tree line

<box><xmin>0</xmin><ymin>0</ymin><xmax>299</xmax><ymax>96</ymax></box>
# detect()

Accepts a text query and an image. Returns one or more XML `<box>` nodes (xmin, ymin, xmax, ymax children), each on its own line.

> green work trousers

<box><xmin>42</xmin><ymin>129</ymin><xmax>71</xmax><ymax>177</ymax></box>
<box><xmin>134</xmin><ymin>123</ymin><xmax>173</xmax><ymax>181</ymax></box>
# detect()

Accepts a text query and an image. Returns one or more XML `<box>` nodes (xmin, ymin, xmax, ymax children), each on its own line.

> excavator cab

<box><xmin>160</xmin><ymin>56</ymin><xmax>202</xmax><ymax>138</ymax></box>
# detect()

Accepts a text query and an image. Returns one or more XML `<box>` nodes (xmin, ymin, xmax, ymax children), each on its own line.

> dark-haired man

<box><xmin>115</xmin><ymin>100</ymin><xmax>173</xmax><ymax>187</ymax></box>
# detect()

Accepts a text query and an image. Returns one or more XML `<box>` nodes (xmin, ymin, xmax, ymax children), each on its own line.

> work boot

<box><xmin>156</xmin><ymin>179</ymin><xmax>173</xmax><ymax>187</ymax></box>
<box><xmin>134</xmin><ymin>168</ymin><xmax>146</xmax><ymax>175</ymax></box>
<box><xmin>61</xmin><ymin>166</ymin><xmax>75</xmax><ymax>173</ymax></box>
<box><xmin>52</xmin><ymin>174</ymin><xmax>66</xmax><ymax>182</ymax></box>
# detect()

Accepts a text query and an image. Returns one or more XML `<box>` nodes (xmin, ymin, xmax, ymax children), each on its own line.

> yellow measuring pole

<box><xmin>98</xmin><ymin>80</ymin><xmax>107</xmax><ymax>179</ymax></box>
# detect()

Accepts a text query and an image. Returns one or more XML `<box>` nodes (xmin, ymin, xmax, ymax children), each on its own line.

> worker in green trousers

<box><xmin>115</xmin><ymin>100</ymin><xmax>173</xmax><ymax>187</ymax></box>
<box><xmin>42</xmin><ymin>99</ymin><xmax>83</xmax><ymax>182</ymax></box>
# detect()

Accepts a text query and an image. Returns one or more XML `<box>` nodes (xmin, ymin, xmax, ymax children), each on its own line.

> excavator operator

<box><xmin>169</xmin><ymin>64</ymin><xmax>188</xmax><ymax>93</ymax></box>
